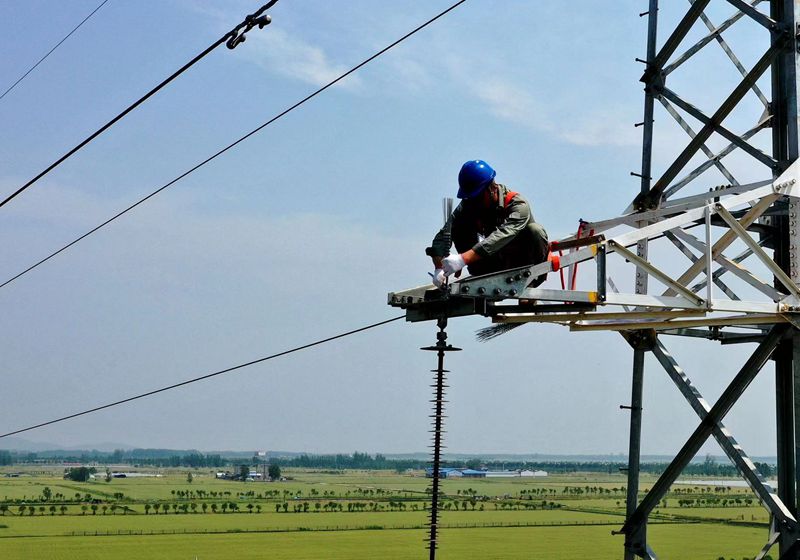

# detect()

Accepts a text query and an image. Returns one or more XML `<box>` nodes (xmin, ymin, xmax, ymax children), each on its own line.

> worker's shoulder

<box><xmin>498</xmin><ymin>184</ymin><xmax>529</xmax><ymax>204</ymax></box>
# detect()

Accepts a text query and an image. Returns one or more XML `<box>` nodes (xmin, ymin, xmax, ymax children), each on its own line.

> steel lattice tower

<box><xmin>623</xmin><ymin>1</ymin><xmax>800</xmax><ymax>558</ymax></box>
<box><xmin>389</xmin><ymin>1</ymin><xmax>800</xmax><ymax>558</ymax></box>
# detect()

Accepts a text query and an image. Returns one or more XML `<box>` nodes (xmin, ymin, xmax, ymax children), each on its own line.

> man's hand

<box><xmin>431</xmin><ymin>268</ymin><xmax>446</xmax><ymax>288</ymax></box>
<box><xmin>442</xmin><ymin>253</ymin><xmax>466</xmax><ymax>276</ymax></box>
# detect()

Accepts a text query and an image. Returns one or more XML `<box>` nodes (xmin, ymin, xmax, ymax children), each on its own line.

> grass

<box><xmin>0</xmin><ymin>469</ymin><xmax>774</xmax><ymax>559</ymax></box>
<box><xmin>0</xmin><ymin>524</ymin><xmax>768</xmax><ymax>560</ymax></box>
<box><xmin>0</xmin><ymin>508</ymin><xmax>627</xmax><ymax>537</ymax></box>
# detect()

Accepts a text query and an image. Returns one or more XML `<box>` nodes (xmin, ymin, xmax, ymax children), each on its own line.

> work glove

<box><xmin>442</xmin><ymin>253</ymin><xmax>466</xmax><ymax>276</ymax></box>
<box><xmin>430</xmin><ymin>268</ymin><xmax>446</xmax><ymax>288</ymax></box>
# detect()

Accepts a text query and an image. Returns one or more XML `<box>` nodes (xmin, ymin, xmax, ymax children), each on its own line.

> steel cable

<box><xmin>0</xmin><ymin>0</ymin><xmax>468</xmax><ymax>291</ymax></box>
<box><xmin>0</xmin><ymin>1</ymin><xmax>278</xmax><ymax>209</ymax></box>
<box><xmin>0</xmin><ymin>0</ymin><xmax>112</xmax><ymax>103</ymax></box>
<box><xmin>0</xmin><ymin>315</ymin><xmax>404</xmax><ymax>439</ymax></box>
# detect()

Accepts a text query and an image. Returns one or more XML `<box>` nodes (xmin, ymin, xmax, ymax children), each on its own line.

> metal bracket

<box><xmin>620</xmin><ymin>329</ymin><xmax>657</xmax><ymax>351</ymax></box>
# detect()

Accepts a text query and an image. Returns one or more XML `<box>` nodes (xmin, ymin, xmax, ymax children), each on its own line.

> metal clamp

<box><xmin>225</xmin><ymin>1</ymin><xmax>277</xmax><ymax>49</ymax></box>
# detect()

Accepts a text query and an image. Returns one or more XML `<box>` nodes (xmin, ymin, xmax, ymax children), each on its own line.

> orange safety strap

<box><xmin>547</xmin><ymin>241</ymin><xmax>566</xmax><ymax>288</ymax></box>
<box><xmin>568</xmin><ymin>220</ymin><xmax>594</xmax><ymax>291</ymax></box>
<box><xmin>548</xmin><ymin>253</ymin><xmax>561</xmax><ymax>272</ymax></box>
<box><xmin>503</xmin><ymin>190</ymin><xmax>518</xmax><ymax>208</ymax></box>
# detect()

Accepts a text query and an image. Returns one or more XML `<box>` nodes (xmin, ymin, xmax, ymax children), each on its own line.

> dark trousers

<box><xmin>467</xmin><ymin>223</ymin><xmax>549</xmax><ymax>287</ymax></box>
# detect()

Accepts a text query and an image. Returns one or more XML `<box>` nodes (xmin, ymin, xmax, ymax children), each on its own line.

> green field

<box><xmin>0</xmin><ymin>468</ymin><xmax>777</xmax><ymax>559</ymax></box>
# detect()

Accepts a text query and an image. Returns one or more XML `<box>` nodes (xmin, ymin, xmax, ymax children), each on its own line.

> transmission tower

<box><xmin>622</xmin><ymin>1</ymin><xmax>800</xmax><ymax>558</ymax></box>
<box><xmin>389</xmin><ymin>1</ymin><xmax>800</xmax><ymax>557</ymax></box>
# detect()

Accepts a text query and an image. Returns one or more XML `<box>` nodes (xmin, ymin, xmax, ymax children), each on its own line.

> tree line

<box><xmin>1</xmin><ymin>448</ymin><xmax>776</xmax><ymax>478</ymax></box>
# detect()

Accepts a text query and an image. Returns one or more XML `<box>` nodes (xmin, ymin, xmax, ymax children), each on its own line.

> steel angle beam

<box><xmin>387</xmin><ymin>285</ymin><xmax>487</xmax><ymax>323</ymax></box>
<box><xmin>659</xmin><ymin>193</ymin><xmax>780</xmax><ymax>298</ymax></box>
<box><xmin>494</xmin><ymin>309</ymin><xmax>705</xmax><ymax>325</ymax></box>
<box><xmin>697</xmin><ymin>1</ymin><xmax>770</xmax><ymax>108</ymax></box>
<box><xmin>658</xmin><ymin>96</ymin><xmax>740</xmax><ymax>185</ymax></box>
<box><xmin>716</xmin><ymin>204</ymin><xmax>800</xmax><ymax>298</ymax></box>
<box><xmin>663</xmin><ymin>231</ymin><xmax>740</xmax><ymax>301</ymax></box>
<box><xmin>664</xmin><ymin>1</ymin><xmax>762</xmax><ymax>75</ymax></box>
<box><xmin>663</xmin><ymin>120</ymin><xmax>772</xmax><ymax>199</ymax></box>
<box><xmin>635</xmin><ymin>40</ymin><xmax>787</xmax><ymax>210</ymax></box>
<box><xmin>660</xmin><ymin>180</ymin><xmax>773</xmax><ymax>213</ymax></box>
<box><xmin>652</xmin><ymin>340</ymin><xmax>797</xmax><ymax>525</ymax></box>
<box><xmin>672</xmin><ymin>229</ymin><xmax>783</xmax><ymax>301</ymax></box>
<box><xmin>519</xmin><ymin>287</ymin><xmax>603</xmax><ymax>305</ymax></box>
<box><xmin>519</xmin><ymin>286</ymin><xmax>780</xmax><ymax>314</ymax></box>
<box><xmin>725</xmin><ymin>0</ymin><xmax>776</xmax><ymax>30</ymax></box>
<box><xmin>711</xmin><ymin>255</ymin><xmax>781</xmax><ymax>300</ymax></box>
<box><xmin>660</xmin><ymin>88</ymin><xmax>777</xmax><ymax>168</ymax></box>
<box><xmin>568</xmin><ymin>314</ymin><xmax>786</xmax><ymax>332</ymax></box>
<box><xmin>620</xmin><ymin>324</ymin><xmax>788</xmax><ymax>537</ymax></box>
<box><xmin>595</xmin><ymin>179</ymin><xmax>773</xmax><ymax>233</ymax></box>
<box><xmin>614</xmin><ymin>185</ymin><xmax>779</xmax><ymax>249</ymax></box>
<box><xmin>658</xmin><ymin>327</ymin><xmax>768</xmax><ymax>344</ymax></box>
<box><xmin>448</xmin><ymin>264</ymin><xmax>538</xmax><ymax>299</ymax></box>
<box><xmin>485</xmin><ymin>302</ymin><xmax>595</xmax><ymax>316</ymax></box>
<box><xmin>608</xmin><ymin>239</ymin><xmax>705</xmax><ymax>305</ymax></box>
<box><xmin>643</xmin><ymin>0</ymin><xmax>711</xmax><ymax>83</ymax></box>
<box><xmin>755</xmin><ymin>519</ymin><xmax>781</xmax><ymax>560</ymax></box>
<box><xmin>448</xmin><ymin>247</ymin><xmax>599</xmax><ymax>299</ymax></box>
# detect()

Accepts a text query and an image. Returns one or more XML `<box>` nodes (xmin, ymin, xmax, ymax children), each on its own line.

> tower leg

<box><xmin>625</xmin><ymin>348</ymin><xmax>648</xmax><ymax>560</ymax></box>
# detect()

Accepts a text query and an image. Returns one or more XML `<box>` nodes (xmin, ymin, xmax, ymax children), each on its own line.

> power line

<box><xmin>0</xmin><ymin>1</ymin><xmax>278</xmax><ymax>209</ymax></box>
<box><xmin>0</xmin><ymin>0</ymin><xmax>468</xmax><ymax>292</ymax></box>
<box><xmin>0</xmin><ymin>0</ymin><xmax>111</xmax><ymax>103</ymax></box>
<box><xmin>0</xmin><ymin>315</ymin><xmax>404</xmax><ymax>439</ymax></box>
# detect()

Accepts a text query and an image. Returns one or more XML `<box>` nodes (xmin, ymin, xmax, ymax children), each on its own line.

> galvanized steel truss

<box><xmin>388</xmin><ymin>0</ymin><xmax>800</xmax><ymax>557</ymax></box>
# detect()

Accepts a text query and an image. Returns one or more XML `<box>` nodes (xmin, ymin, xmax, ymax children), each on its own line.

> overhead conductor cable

<box><xmin>0</xmin><ymin>1</ymin><xmax>279</xmax><ymax>209</ymax></box>
<box><xmin>0</xmin><ymin>0</ymin><xmax>111</xmax><ymax>102</ymax></box>
<box><xmin>0</xmin><ymin>316</ymin><xmax>403</xmax><ymax>439</ymax></box>
<box><xmin>0</xmin><ymin>0</ymin><xmax>469</xmax><ymax>291</ymax></box>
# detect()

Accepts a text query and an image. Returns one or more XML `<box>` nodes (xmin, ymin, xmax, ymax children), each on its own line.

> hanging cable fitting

<box><xmin>225</xmin><ymin>1</ymin><xmax>278</xmax><ymax>49</ymax></box>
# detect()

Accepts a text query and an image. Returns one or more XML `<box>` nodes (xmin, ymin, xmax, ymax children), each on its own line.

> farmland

<box><xmin>0</xmin><ymin>467</ymin><xmax>775</xmax><ymax>559</ymax></box>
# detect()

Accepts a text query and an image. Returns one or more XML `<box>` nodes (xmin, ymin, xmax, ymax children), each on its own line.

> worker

<box><xmin>426</xmin><ymin>160</ymin><xmax>548</xmax><ymax>288</ymax></box>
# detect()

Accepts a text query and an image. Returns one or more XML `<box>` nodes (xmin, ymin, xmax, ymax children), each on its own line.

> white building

<box><xmin>520</xmin><ymin>470</ymin><xmax>548</xmax><ymax>477</ymax></box>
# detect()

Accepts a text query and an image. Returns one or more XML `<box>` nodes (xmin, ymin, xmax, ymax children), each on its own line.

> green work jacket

<box><xmin>428</xmin><ymin>184</ymin><xmax>540</xmax><ymax>259</ymax></box>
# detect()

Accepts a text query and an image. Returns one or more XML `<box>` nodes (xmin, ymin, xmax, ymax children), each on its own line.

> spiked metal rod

<box><xmin>421</xmin><ymin>317</ymin><xmax>460</xmax><ymax>559</ymax></box>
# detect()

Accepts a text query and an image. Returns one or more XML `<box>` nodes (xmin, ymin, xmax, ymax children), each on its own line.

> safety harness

<box><xmin>548</xmin><ymin>219</ymin><xmax>593</xmax><ymax>290</ymax></box>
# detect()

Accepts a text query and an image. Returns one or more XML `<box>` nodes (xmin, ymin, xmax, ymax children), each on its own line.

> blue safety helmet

<box><xmin>457</xmin><ymin>160</ymin><xmax>496</xmax><ymax>199</ymax></box>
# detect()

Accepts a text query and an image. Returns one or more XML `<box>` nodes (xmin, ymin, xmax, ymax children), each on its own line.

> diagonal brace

<box><xmin>652</xmin><ymin>341</ymin><xmax>797</xmax><ymax>526</ymax></box>
<box><xmin>635</xmin><ymin>41</ymin><xmax>786</xmax><ymax>210</ymax></box>
<box><xmin>755</xmin><ymin>519</ymin><xmax>781</xmax><ymax>560</ymax></box>
<box><xmin>663</xmin><ymin>230</ymin><xmax>740</xmax><ymax>300</ymax></box>
<box><xmin>643</xmin><ymin>0</ymin><xmax>712</xmax><ymax>84</ymax></box>
<box><xmin>725</xmin><ymin>0</ymin><xmax>776</xmax><ymax>31</ymax></box>
<box><xmin>660</xmin><ymin>87</ymin><xmax>777</xmax><ymax>168</ymax></box>
<box><xmin>658</xmin><ymin>96</ymin><xmax>741</xmax><ymax>185</ymax></box>
<box><xmin>715</xmin><ymin>204</ymin><xmax>800</xmax><ymax>298</ymax></box>
<box><xmin>674</xmin><ymin>229</ymin><xmax>782</xmax><ymax>301</ymax></box>
<box><xmin>661</xmin><ymin>193</ymin><xmax>779</xmax><ymax>297</ymax></box>
<box><xmin>664</xmin><ymin>1</ymin><xmax>758</xmax><ymax>76</ymax></box>
<box><xmin>696</xmin><ymin>1</ymin><xmax>770</xmax><ymax>108</ymax></box>
<box><xmin>663</xmin><ymin>118</ymin><xmax>771</xmax><ymax>199</ymax></box>
<box><xmin>621</xmin><ymin>324</ymin><xmax>787</xmax><ymax>536</ymax></box>
<box><xmin>608</xmin><ymin>240</ymin><xmax>705</xmax><ymax>305</ymax></box>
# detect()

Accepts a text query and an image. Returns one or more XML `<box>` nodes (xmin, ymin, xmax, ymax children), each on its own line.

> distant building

<box><xmin>425</xmin><ymin>467</ymin><xmax>462</xmax><ymax>478</ymax></box>
<box><xmin>460</xmin><ymin>469</ymin><xmax>487</xmax><ymax>478</ymax></box>
<box><xmin>485</xmin><ymin>471</ymin><xmax>518</xmax><ymax>478</ymax></box>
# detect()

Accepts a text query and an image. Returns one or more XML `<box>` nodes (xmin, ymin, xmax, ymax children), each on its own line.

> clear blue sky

<box><xmin>0</xmin><ymin>1</ymin><xmax>780</xmax><ymax>457</ymax></box>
